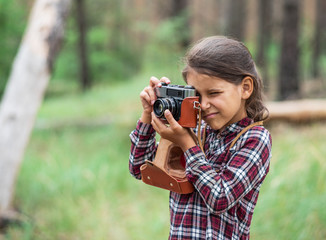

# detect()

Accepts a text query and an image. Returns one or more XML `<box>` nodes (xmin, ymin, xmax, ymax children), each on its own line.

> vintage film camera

<box><xmin>153</xmin><ymin>83</ymin><xmax>200</xmax><ymax>128</ymax></box>
<box><xmin>140</xmin><ymin>83</ymin><xmax>200</xmax><ymax>194</ymax></box>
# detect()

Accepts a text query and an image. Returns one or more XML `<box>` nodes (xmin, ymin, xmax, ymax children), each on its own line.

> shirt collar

<box><xmin>208</xmin><ymin>117</ymin><xmax>254</xmax><ymax>137</ymax></box>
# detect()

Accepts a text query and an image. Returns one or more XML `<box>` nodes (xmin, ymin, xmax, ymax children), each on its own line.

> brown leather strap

<box><xmin>189</xmin><ymin>106</ymin><xmax>207</xmax><ymax>157</ymax></box>
<box><xmin>229</xmin><ymin>121</ymin><xmax>264</xmax><ymax>149</ymax></box>
<box><xmin>140</xmin><ymin>161</ymin><xmax>194</xmax><ymax>194</ymax></box>
<box><xmin>197</xmin><ymin>107</ymin><xmax>204</xmax><ymax>154</ymax></box>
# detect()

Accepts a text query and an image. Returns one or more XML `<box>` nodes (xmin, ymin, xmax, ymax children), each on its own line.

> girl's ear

<box><xmin>241</xmin><ymin>76</ymin><xmax>254</xmax><ymax>100</ymax></box>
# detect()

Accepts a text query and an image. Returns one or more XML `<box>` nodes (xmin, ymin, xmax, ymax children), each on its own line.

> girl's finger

<box><xmin>147</xmin><ymin>87</ymin><xmax>156</xmax><ymax>105</ymax></box>
<box><xmin>150</xmin><ymin>76</ymin><xmax>160</xmax><ymax>88</ymax></box>
<box><xmin>150</xmin><ymin>113</ymin><xmax>159</xmax><ymax>132</ymax></box>
<box><xmin>151</xmin><ymin>113</ymin><xmax>166</xmax><ymax>132</ymax></box>
<box><xmin>160</xmin><ymin>77</ymin><xmax>171</xmax><ymax>84</ymax></box>
<box><xmin>140</xmin><ymin>87</ymin><xmax>151</xmax><ymax>102</ymax></box>
<box><xmin>164</xmin><ymin>110</ymin><xmax>178</xmax><ymax>129</ymax></box>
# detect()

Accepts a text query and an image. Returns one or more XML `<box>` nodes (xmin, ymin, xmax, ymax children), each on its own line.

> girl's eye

<box><xmin>210</xmin><ymin>92</ymin><xmax>221</xmax><ymax>95</ymax></box>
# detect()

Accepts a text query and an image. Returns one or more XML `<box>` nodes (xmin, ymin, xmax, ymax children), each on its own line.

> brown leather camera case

<box><xmin>177</xmin><ymin>96</ymin><xmax>199</xmax><ymax>128</ymax></box>
<box><xmin>140</xmin><ymin>96</ymin><xmax>199</xmax><ymax>194</ymax></box>
<box><xmin>140</xmin><ymin>138</ymin><xmax>194</xmax><ymax>194</ymax></box>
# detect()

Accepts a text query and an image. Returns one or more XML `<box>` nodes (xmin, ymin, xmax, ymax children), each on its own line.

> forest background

<box><xmin>0</xmin><ymin>0</ymin><xmax>326</xmax><ymax>239</ymax></box>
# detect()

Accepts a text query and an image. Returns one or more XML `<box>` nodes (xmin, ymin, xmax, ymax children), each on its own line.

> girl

<box><xmin>129</xmin><ymin>36</ymin><xmax>272</xmax><ymax>240</ymax></box>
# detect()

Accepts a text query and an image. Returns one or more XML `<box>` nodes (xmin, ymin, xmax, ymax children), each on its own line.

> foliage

<box><xmin>140</xmin><ymin>15</ymin><xmax>190</xmax><ymax>84</ymax></box>
<box><xmin>52</xmin><ymin>0</ymin><xmax>142</xmax><ymax>86</ymax></box>
<box><xmin>2</xmin><ymin>0</ymin><xmax>325</xmax><ymax>98</ymax></box>
<box><xmin>0</xmin><ymin>0</ymin><xmax>29</xmax><ymax>96</ymax></box>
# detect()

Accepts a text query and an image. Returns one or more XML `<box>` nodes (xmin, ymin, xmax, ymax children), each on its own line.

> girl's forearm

<box><xmin>140</xmin><ymin>111</ymin><xmax>152</xmax><ymax>124</ymax></box>
<box><xmin>179</xmin><ymin>135</ymin><xmax>197</xmax><ymax>152</ymax></box>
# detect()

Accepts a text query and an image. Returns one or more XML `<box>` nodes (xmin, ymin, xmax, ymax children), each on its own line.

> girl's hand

<box><xmin>151</xmin><ymin>110</ymin><xmax>197</xmax><ymax>152</ymax></box>
<box><xmin>139</xmin><ymin>76</ymin><xmax>170</xmax><ymax>123</ymax></box>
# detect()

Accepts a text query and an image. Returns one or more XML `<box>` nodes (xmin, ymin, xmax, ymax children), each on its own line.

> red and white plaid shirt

<box><xmin>129</xmin><ymin>117</ymin><xmax>272</xmax><ymax>240</ymax></box>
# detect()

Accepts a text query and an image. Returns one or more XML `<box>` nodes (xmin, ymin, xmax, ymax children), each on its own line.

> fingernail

<box><xmin>165</xmin><ymin>109</ymin><xmax>170</xmax><ymax>115</ymax></box>
<box><xmin>162</xmin><ymin>77</ymin><xmax>170</xmax><ymax>83</ymax></box>
<box><xmin>151</xmin><ymin>100</ymin><xmax>155</xmax><ymax>105</ymax></box>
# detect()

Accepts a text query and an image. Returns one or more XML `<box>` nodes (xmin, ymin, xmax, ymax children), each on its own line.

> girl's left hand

<box><xmin>151</xmin><ymin>110</ymin><xmax>197</xmax><ymax>152</ymax></box>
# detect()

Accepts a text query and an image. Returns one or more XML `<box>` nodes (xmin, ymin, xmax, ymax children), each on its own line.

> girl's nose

<box><xmin>200</xmin><ymin>97</ymin><xmax>210</xmax><ymax>110</ymax></box>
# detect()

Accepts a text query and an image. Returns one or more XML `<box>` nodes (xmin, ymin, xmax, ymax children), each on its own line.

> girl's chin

<box><xmin>204</xmin><ymin>119</ymin><xmax>225</xmax><ymax>130</ymax></box>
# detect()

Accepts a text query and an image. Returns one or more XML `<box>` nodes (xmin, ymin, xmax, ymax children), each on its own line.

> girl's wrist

<box><xmin>140</xmin><ymin>111</ymin><xmax>152</xmax><ymax>124</ymax></box>
<box><xmin>180</xmin><ymin>136</ymin><xmax>197</xmax><ymax>152</ymax></box>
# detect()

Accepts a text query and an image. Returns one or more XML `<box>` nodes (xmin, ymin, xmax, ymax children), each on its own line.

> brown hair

<box><xmin>182</xmin><ymin>36</ymin><xmax>269</xmax><ymax>122</ymax></box>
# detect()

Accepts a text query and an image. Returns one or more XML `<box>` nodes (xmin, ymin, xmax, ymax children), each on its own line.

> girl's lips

<box><xmin>203</xmin><ymin>112</ymin><xmax>218</xmax><ymax>119</ymax></box>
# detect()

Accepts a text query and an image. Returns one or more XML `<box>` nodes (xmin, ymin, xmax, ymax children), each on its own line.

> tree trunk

<box><xmin>266</xmin><ymin>99</ymin><xmax>326</xmax><ymax>123</ymax></box>
<box><xmin>312</xmin><ymin>0</ymin><xmax>326</xmax><ymax>78</ymax></box>
<box><xmin>170</xmin><ymin>0</ymin><xmax>188</xmax><ymax>17</ymax></box>
<box><xmin>190</xmin><ymin>0</ymin><xmax>220</xmax><ymax>42</ymax></box>
<box><xmin>0</xmin><ymin>0</ymin><xmax>72</xmax><ymax>216</ymax></box>
<box><xmin>76</xmin><ymin>0</ymin><xmax>91</xmax><ymax>90</ymax></box>
<box><xmin>257</xmin><ymin>0</ymin><xmax>272</xmax><ymax>88</ymax></box>
<box><xmin>278</xmin><ymin>0</ymin><xmax>301</xmax><ymax>100</ymax></box>
<box><xmin>225</xmin><ymin>0</ymin><xmax>247</xmax><ymax>41</ymax></box>
<box><xmin>170</xmin><ymin>0</ymin><xmax>190</xmax><ymax>47</ymax></box>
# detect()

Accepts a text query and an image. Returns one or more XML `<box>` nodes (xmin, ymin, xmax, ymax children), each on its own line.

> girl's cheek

<box><xmin>215</xmin><ymin>98</ymin><xmax>229</xmax><ymax>110</ymax></box>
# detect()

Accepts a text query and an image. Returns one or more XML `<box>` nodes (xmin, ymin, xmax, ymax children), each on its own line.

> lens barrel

<box><xmin>153</xmin><ymin>98</ymin><xmax>179</xmax><ymax>120</ymax></box>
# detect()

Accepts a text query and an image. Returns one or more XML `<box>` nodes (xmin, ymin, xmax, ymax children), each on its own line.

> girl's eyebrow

<box><xmin>207</xmin><ymin>88</ymin><xmax>223</xmax><ymax>92</ymax></box>
<box><xmin>195</xmin><ymin>88</ymin><xmax>223</xmax><ymax>95</ymax></box>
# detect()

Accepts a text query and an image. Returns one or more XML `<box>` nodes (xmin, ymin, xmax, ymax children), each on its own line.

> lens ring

<box><xmin>153</xmin><ymin>98</ymin><xmax>177</xmax><ymax>119</ymax></box>
<box><xmin>167</xmin><ymin>98</ymin><xmax>177</xmax><ymax>117</ymax></box>
<box><xmin>153</xmin><ymin>99</ymin><xmax>165</xmax><ymax>118</ymax></box>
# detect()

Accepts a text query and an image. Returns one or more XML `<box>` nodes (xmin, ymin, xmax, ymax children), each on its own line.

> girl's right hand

<box><xmin>139</xmin><ymin>76</ymin><xmax>171</xmax><ymax>123</ymax></box>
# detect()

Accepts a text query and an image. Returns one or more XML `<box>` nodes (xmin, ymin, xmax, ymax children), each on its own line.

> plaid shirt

<box><xmin>129</xmin><ymin>117</ymin><xmax>272</xmax><ymax>240</ymax></box>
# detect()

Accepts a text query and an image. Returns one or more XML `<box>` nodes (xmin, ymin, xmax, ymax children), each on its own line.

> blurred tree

<box><xmin>0</xmin><ymin>0</ymin><xmax>29</xmax><ymax>97</ymax></box>
<box><xmin>51</xmin><ymin>0</ymin><xmax>142</xmax><ymax>86</ymax></box>
<box><xmin>0</xmin><ymin>0</ymin><xmax>71</xmax><ymax>221</ymax></box>
<box><xmin>256</xmin><ymin>0</ymin><xmax>272</xmax><ymax>87</ymax></box>
<box><xmin>190</xmin><ymin>0</ymin><xmax>222</xmax><ymax>42</ymax></box>
<box><xmin>312</xmin><ymin>0</ymin><xmax>326</xmax><ymax>78</ymax></box>
<box><xmin>225</xmin><ymin>0</ymin><xmax>247</xmax><ymax>41</ymax></box>
<box><xmin>169</xmin><ymin>0</ymin><xmax>190</xmax><ymax>47</ymax></box>
<box><xmin>108</xmin><ymin>0</ymin><xmax>123</xmax><ymax>50</ymax></box>
<box><xmin>170</xmin><ymin>0</ymin><xmax>188</xmax><ymax>17</ymax></box>
<box><xmin>76</xmin><ymin>0</ymin><xmax>91</xmax><ymax>90</ymax></box>
<box><xmin>279</xmin><ymin>0</ymin><xmax>301</xmax><ymax>100</ymax></box>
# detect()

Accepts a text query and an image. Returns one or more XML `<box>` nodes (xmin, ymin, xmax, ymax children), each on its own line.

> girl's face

<box><xmin>186</xmin><ymin>69</ymin><xmax>251</xmax><ymax>131</ymax></box>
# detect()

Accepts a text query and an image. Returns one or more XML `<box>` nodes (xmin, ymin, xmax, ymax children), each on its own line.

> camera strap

<box><xmin>197</xmin><ymin>107</ymin><xmax>206</xmax><ymax>155</ymax></box>
<box><xmin>191</xmin><ymin>105</ymin><xmax>264</xmax><ymax>159</ymax></box>
<box><xmin>190</xmin><ymin>103</ymin><xmax>207</xmax><ymax>157</ymax></box>
<box><xmin>229</xmin><ymin>121</ymin><xmax>264</xmax><ymax>149</ymax></box>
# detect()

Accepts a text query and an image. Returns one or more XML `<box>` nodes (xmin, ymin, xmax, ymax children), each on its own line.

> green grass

<box><xmin>2</xmin><ymin>73</ymin><xmax>326</xmax><ymax>239</ymax></box>
<box><xmin>251</xmin><ymin>123</ymin><xmax>326</xmax><ymax>240</ymax></box>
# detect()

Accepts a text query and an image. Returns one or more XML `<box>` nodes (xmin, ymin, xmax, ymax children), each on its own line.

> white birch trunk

<box><xmin>0</xmin><ymin>0</ymin><xmax>72</xmax><ymax>214</ymax></box>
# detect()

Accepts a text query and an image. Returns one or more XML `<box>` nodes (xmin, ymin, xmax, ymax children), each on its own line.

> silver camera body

<box><xmin>153</xmin><ymin>83</ymin><xmax>196</xmax><ymax>121</ymax></box>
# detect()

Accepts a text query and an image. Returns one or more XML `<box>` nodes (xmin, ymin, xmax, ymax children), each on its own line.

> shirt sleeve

<box><xmin>129</xmin><ymin>120</ymin><xmax>157</xmax><ymax>180</ymax></box>
<box><xmin>184</xmin><ymin>127</ymin><xmax>272</xmax><ymax>215</ymax></box>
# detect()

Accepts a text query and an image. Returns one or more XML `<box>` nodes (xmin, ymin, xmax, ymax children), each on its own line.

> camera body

<box><xmin>153</xmin><ymin>83</ymin><xmax>199</xmax><ymax>128</ymax></box>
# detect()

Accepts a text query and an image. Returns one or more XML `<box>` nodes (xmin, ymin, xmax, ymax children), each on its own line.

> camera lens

<box><xmin>153</xmin><ymin>98</ymin><xmax>178</xmax><ymax>119</ymax></box>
